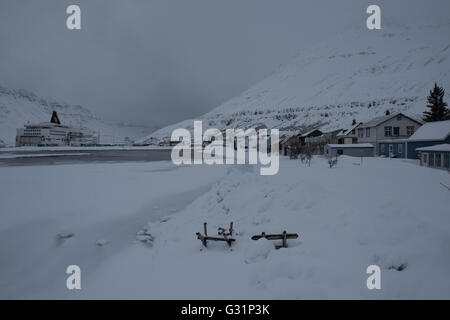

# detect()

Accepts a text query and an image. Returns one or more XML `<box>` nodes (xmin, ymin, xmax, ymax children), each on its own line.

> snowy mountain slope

<box><xmin>139</xmin><ymin>23</ymin><xmax>450</xmax><ymax>142</ymax></box>
<box><xmin>0</xmin><ymin>85</ymin><xmax>154</xmax><ymax>145</ymax></box>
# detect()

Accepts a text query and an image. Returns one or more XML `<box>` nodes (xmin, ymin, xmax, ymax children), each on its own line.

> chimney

<box><xmin>50</xmin><ymin>111</ymin><xmax>61</xmax><ymax>124</ymax></box>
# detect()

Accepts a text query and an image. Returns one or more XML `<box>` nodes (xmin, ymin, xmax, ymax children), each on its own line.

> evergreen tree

<box><xmin>385</xmin><ymin>109</ymin><xmax>390</xmax><ymax>116</ymax></box>
<box><xmin>423</xmin><ymin>83</ymin><xmax>450</xmax><ymax>122</ymax></box>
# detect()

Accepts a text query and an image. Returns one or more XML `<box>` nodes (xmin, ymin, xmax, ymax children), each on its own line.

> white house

<box><xmin>356</xmin><ymin>113</ymin><xmax>422</xmax><ymax>156</ymax></box>
<box><xmin>358</xmin><ymin>113</ymin><xmax>422</xmax><ymax>146</ymax></box>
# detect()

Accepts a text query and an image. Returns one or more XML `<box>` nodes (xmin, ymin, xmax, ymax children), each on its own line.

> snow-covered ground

<box><xmin>1</xmin><ymin>156</ymin><xmax>450</xmax><ymax>299</ymax></box>
<box><xmin>0</xmin><ymin>161</ymin><xmax>227</xmax><ymax>299</ymax></box>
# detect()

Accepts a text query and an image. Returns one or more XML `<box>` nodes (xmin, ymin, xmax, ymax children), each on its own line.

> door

<box><xmin>422</xmin><ymin>153</ymin><xmax>428</xmax><ymax>166</ymax></box>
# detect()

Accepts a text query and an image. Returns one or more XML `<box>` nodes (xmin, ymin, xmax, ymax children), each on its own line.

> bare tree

<box><xmin>302</xmin><ymin>143</ymin><xmax>313</xmax><ymax>167</ymax></box>
<box><xmin>328</xmin><ymin>156</ymin><xmax>338</xmax><ymax>168</ymax></box>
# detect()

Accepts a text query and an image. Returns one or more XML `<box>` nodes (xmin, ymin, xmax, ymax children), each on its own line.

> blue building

<box><xmin>406</xmin><ymin>120</ymin><xmax>450</xmax><ymax>159</ymax></box>
<box><xmin>417</xmin><ymin>144</ymin><xmax>450</xmax><ymax>170</ymax></box>
<box><xmin>378</xmin><ymin>120</ymin><xmax>450</xmax><ymax>159</ymax></box>
<box><xmin>378</xmin><ymin>139</ymin><xmax>408</xmax><ymax>158</ymax></box>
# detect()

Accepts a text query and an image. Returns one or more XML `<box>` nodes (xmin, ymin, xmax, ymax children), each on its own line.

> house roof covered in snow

<box><xmin>360</xmin><ymin>113</ymin><xmax>422</xmax><ymax>128</ymax></box>
<box><xmin>408</xmin><ymin>120</ymin><xmax>450</xmax><ymax>141</ymax></box>
<box><xmin>280</xmin><ymin>134</ymin><xmax>298</xmax><ymax>144</ymax></box>
<box><xmin>301</xmin><ymin>129</ymin><xmax>322</xmax><ymax>137</ymax></box>
<box><xmin>280</xmin><ymin>128</ymin><xmax>322</xmax><ymax>144</ymax></box>
<box><xmin>327</xmin><ymin>143</ymin><xmax>374</xmax><ymax>148</ymax></box>
<box><xmin>378</xmin><ymin>138</ymin><xmax>409</xmax><ymax>143</ymax></box>
<box><xmin>336</xmin><ymin>122</ymin><xmax>362</xmax><ymax>137</ymax></box>
<box><xmin>416</xmin><ymin>143</ymin><xmax>450</xmax><ymax>152</ymax></box>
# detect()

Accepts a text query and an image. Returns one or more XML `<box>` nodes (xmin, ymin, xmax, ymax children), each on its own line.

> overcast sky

<box><xmin>0</xmin><ymin>0</ymin><xmax>449</xmax><ymax>128</ymax></box>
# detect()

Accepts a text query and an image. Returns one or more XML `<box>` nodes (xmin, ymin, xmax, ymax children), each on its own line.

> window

<box><xmin>398</xmin><ymin>144</ymin><xmax>403</xmax><ymax>154</ymax></box>
<box><xmin>366</xmin><ymin>128</ymin><xmax>370</xmax><ymax>137</ymax></box>
<box><xmin>351</xmin><ymin>129</ymin><xmax>355</xmax><ymax>135</ymax></box>
<box><xmin>436</xmin><ymin>153</ymin><xmax>442</xmax><ymax>167</ymax></box>
<box><xmin>429</xmin><ymin>153</ymin><xmax>435</xmax><ymax>166</ymax></box>
<box><xmin>337</xmin><ymin>149</ymin><xmax>343</xmax><ymax>155</ymax></box>
<box><xmin>423</xmin><ymin>153</ymin><xmax>428</xmax><ymax>164</ymax></box>
<box><xmin>407</xmin><ymin>126</ymin><xmax>415</xmax><ymax>136</ymax></box>
<box><xmin>444</xmin><ymin>154</ymin><xmax>449</xmax><ymax>169</ymax></box>
<box><xmin>393</xmin><ymin>127</ymin><xmax>400</xmax><ymax>136</ymax></box>
<box><xmin>384</xmin><ymin>126</ymin><xmax>392</xmax><ymax>137</ymax></box>
<box><xmin>352</xmin><ymin>138</ymin><xmax>358</xmax><ymax>144</ymax></box>
<box><xmin>357</xmin><ymin>128</ymin><xmax>363</xmax><ymax>138</ymax></box>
